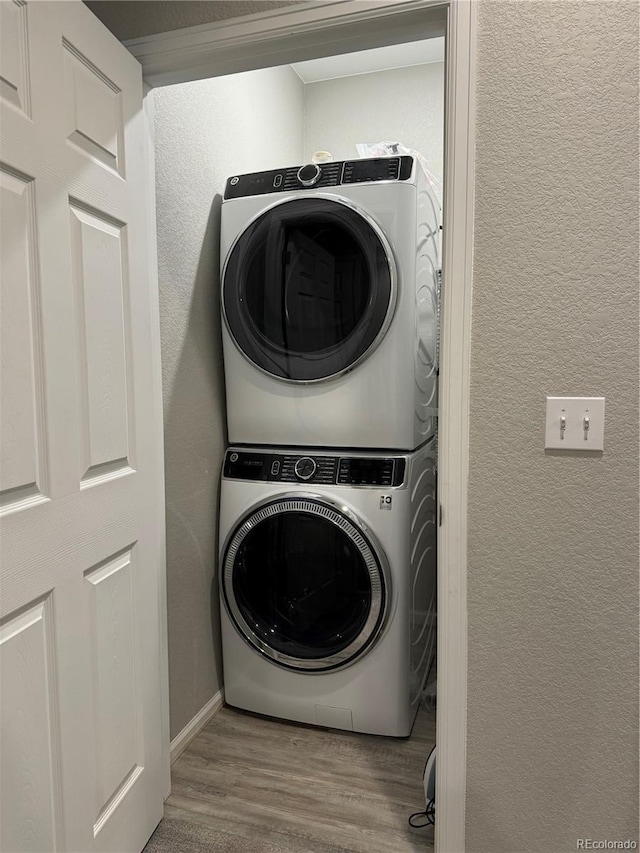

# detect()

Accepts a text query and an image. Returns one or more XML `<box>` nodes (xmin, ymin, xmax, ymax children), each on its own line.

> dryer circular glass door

<box><xmin>222</xmin><ymin>497</ymin><xmax>389</xmax><ymax>671</ymax></box>
<box><xmin>222</xmin><ymin>197</ymin><xmax>396</xmax><ymax>382</ymax></box>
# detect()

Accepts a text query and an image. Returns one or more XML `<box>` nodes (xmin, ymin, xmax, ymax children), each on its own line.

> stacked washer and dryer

<box><xmin>218</xmin><ymin>155</ymin><xmax>440</xmax><ymax>737</ymax></box>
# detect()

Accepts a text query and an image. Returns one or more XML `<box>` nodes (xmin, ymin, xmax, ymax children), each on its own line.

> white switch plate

<box><xmin>545</xmin><ymin>397</ymin><xmax>605</xmax><ymax>450</ymax></box>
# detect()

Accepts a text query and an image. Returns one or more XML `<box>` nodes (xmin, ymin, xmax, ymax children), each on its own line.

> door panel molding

<box><xmin>0</xmin><ymin>0</ymin><xmax>32</xmax><ymax>118</ymax></box>
<box><xmin>0</xmin><ymin>163</ymin><xmax>48</xmax><ymax>509</ymax></box>
<box><xmin>0</xmin><ymin>595</ymin><xmax>64</xmax><ymax>853</ymax></box>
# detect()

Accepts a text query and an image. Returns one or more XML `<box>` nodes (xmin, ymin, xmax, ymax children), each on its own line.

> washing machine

<box><xmin>220</xmin><ymin>155</ymin><xmax>440</xmax><ymax>450</ymax></box>
<box><xmin>218</xmin><ymin>441</ymin><xmax>437</xmax><ymax>736</ymax></box>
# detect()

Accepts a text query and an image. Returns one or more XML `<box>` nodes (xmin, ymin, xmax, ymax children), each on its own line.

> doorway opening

<box><xmin>126</xmin><ymin>2</ymin><xmax>475</xmax><ymax>850</ymax></box>
<box><xmin>149</xmin><ymin>31</ymin><xmax>444</xmax><ymax>851</ymax></box>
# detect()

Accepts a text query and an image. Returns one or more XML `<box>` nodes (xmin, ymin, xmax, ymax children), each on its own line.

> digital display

<box><xmin>338</xmin><ymin>457</ymin><xmax>405</xmax><ymax>486</ymax></box>
<box><xmin>347</xmin><ymin>459</ymin><xmax>386</xmax><ymax>478</ymax></box>
<box><xmin>342</xmin><ymin>158</ymin><xmax>402</xmax><ymax>184</ymax></box>
<box><xmin>247</xmin><ymin>175</ymin><xmax>271</xmax><ymax>189</ymax></box>
<box><xmin>339</xmin><ymin>457</ymin><xmax>395</xmax><ymax>486</ymax></box>
<box><xmin>353</xmin><ymin>160</ymin><xmax>395</xmax><ymax>181</ymax></box>
<box><xmin>224</xmin><ymin>452</ymin><xmax>270</xmax><ymax>480</ymax></box>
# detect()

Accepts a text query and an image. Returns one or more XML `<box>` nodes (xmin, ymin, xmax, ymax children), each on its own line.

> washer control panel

<box><xmin>224</xmin><ymin>450</ymin><xmax>406</xmax><ymax>487</ymax></box>
<box><xmin>224</xmin><ymin>156</ymin><xmax>414</xmax><ymax>200</ymax></box>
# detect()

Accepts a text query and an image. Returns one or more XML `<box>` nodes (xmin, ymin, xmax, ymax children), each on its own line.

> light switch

<box><xmin>545</xmin><ymin>397</ymin><xmax>605</xmax><ymax>451</ymax></box>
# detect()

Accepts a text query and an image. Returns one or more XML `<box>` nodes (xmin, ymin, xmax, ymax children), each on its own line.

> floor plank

<box><xmin>144</xmin><ymin>703</ymin><xmax>435</xmax><ymax>853</ymax></box>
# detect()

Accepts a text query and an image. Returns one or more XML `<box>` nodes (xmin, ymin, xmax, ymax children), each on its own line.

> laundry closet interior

<box><xmin>151</xmin><ymin>31</ymin><xmax>445</xmax><ymax>849</ymax></box>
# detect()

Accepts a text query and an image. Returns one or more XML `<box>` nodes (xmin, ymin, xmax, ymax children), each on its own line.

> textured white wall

<box><xmin>467</xmin><ymin>2</ymin><xmax>639</xmax><ymax>850</ymax></box>
<box><xmin>303</xmin><ymin>62</ymin><xmax>444</xmax><ymax>183</ymax></box>
<box><xmin>153</xmin><ymin>66</ymin><xmax>304</xmax><ymax>739</ymax></box>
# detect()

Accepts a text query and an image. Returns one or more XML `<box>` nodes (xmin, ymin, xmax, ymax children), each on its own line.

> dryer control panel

<box><xmin>224</xmin><ymin>450</ymin><xmax>406</xmax><ymax>487</ymax></box>
<box><xmin>224</xmin><ymin>156</ymin><xmax>414</xmax><ymax>200</ymax></box>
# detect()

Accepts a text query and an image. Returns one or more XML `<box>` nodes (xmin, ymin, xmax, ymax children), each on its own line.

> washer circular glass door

<box><xmin>222</xmin><ymin>197</ymin><xmax>396</xmax><ymax>382</ymax></box>
<box><xmin>222</xmin><ymin>497</ymin><xmax>388</xmax><ymax>671</ymax></box>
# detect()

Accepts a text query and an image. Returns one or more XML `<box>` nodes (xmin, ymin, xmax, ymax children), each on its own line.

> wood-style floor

<box><xmin>144</xmin><ymin>703</ymin><xmax>436</xmax><ymax>853</ymax></box>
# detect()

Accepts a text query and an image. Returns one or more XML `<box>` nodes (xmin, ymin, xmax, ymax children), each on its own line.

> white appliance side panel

<box><xmin>408</xmin><ymin>446</ymin><xmax>437</xmax><ymax>706</ymax></box>
<box><xmin>413</xmin><ymin>169</ymin><xmax>441</xmax><ymax>446</ymax></box>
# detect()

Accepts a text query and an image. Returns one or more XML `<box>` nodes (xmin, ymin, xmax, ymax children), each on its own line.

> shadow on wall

<box><xmin>162</xmin><ymin>194</ymin><xmax>228</xmax><ymax>737</ymax></box>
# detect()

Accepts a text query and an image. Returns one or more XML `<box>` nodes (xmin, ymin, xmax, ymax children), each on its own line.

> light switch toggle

<box><xmin>545</xmin><ymin>397</ymin><xmax>605</xmax><ymax>451</ymax></box>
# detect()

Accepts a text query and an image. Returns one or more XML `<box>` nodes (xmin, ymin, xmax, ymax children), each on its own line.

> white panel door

<box><xmin>0</xmin><ymin>2</ymin><xmax>167</xmax><ymax>851</ymax></box>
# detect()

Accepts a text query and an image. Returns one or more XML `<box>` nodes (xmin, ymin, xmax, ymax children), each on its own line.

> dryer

<box><xmin>220</xmin><ymin>156</ymin><xmax>440</xmax><ymax>450</ymax></box>
<box><xmin>218</xmin><ymin>441</ymin><xmax>437</xmax><ymax>736</ymax></box>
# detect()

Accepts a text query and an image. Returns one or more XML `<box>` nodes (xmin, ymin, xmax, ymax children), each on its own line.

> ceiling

<box><xmin>290</xmin><ymin>38</ymin><xmax>445</xmax><ymax>84</ymax></box>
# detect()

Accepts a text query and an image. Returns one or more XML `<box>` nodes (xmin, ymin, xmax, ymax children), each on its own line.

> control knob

<box><xmin>297</xmin><ymin>163</ymin><xmax>321</xmax><ymax>187</ymax></box>
<box><xmin>294</xmin><ymin>456</ymin><xmax>317</xmax><ymax>481</ymax></box>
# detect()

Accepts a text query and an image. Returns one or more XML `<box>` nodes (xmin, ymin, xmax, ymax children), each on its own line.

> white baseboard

<box><xmin>169</xmin><ymin>688</ymin><xmax>225</xmax><ymax>765</ymax></box>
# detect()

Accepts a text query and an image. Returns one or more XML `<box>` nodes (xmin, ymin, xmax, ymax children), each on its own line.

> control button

<box><xmin>270</xmin><ymin>459</ymin><xmax>281</xmax><ymax>476</ymax></box>
<box><xmin>230</xmin><ymin>177</ymin><xmax>239</xmax><ymax>186</ymax></box>
<box><xmin>297</xmin><ymin>163</ymin><xmax>321</xmax><ymax>187</ymax></box>
<box><xmin>273</xmin><ymin>174</ymin><xmax>283</xmax><ymax>188</ymax></box>
<box><xmin>294</xmin><ymin>457</ymin><xmax>317</xmax><ymax>481</ymax></box>
<box><xmin>229</xmin><ymin>452</ymin><xmax>239</xmax><ymax>462</ymax></box>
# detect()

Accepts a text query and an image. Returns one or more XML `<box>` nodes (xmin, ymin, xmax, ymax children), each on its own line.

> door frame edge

<box><xmin>142</xmin><ymin>84</ymin><xmax>172</xmax><ymax>801</ymax></box>
<box><xmin>435</xmin><ymin>2</ymin><xmax>476</xmax><ymax>852</ymax></box>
